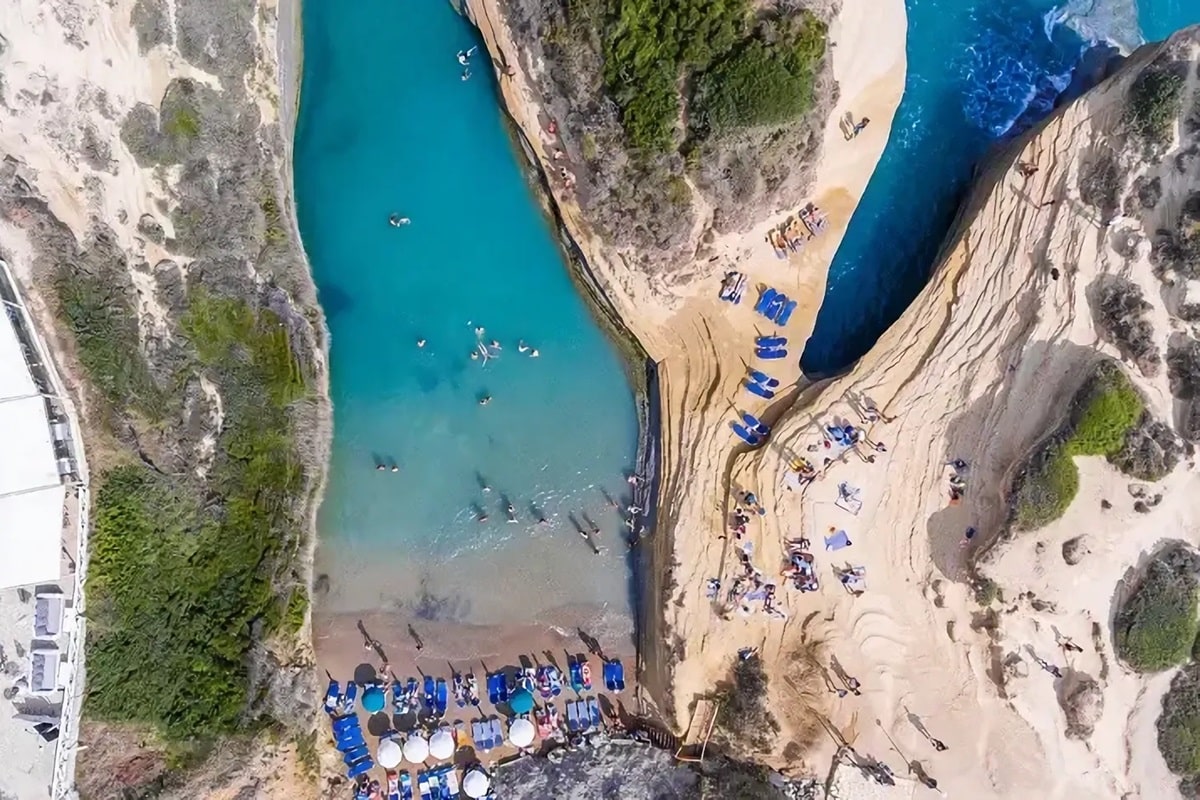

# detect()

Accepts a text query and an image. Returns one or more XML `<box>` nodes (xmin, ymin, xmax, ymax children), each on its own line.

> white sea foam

<box><xmin>1049</xmin><ymin>0</ymin><xmax>1143</xmax><ymax>52</ymax></box>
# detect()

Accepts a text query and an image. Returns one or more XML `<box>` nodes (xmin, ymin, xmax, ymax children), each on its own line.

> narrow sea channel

<box><xmin>294</xmin><ymin>0</ymin><xmax>639</xmax><ymax>631</ymax></box>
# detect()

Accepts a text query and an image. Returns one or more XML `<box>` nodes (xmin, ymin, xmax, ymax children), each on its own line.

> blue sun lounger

<box><xmin>749</xmin><ymin>370</ymin><xmax>780</xmax><ymax>388</ymax></box>
<box><xmin>342</xmin><ymin>744</ymin><xmax>369</xmax><ymax>765</ymax></box>
<box><xmin>754</xmin><ymin>287</ymin><xmax>778</xmax><ymax>314</ymax></box>
<box><xmin>490</xmin><ymin>718</ymin><xmax>503</xmax><ymax>747</ymax></box>
<box><xmin>435</xmin><ymin>678</ymin><xmax>448</xmax><ymax>717</ymax></box>
<box><xmin>418</xmin><ymin>772</ymin><xmax>433</xmax><ymax>800</ymax></box>
<box><xmin>400</xmin><ymin>772</ymin><xmax>414</xmax><ymax>800</ymax></box>
<box><xmin>568</xmin><ymin>659</ymin><xmax>584</xmax><ymax>692</ymax></box>
<box><xmin>486</xmin><ymin>673</ymin><xmax>501</xmax><ymax>705</ymax></box>
<box><xmin>756</xmin><ymin>335</ymin><xmax>787</xmax><ymax>348</ymax></box>
<box><xmin>576</xmin><ymin>700</ymin><xmax>591</xmax><ymax>731</ymax></box>
<box><xmin>745</xmin><ymin>380</ymin><xmax>775</xmax><ymax>399</ymax></box>
<box><xmin>588</xmin><ymin>697</ymin><xmax>602</xmax><ymax>728</ymax></box>
<box><xmin>496</xmin><ymin>674</ymin><xmax>510</xmax><ymax>703</ymax></box>
<box><xmin>566</xmin><ymin>700</ymin><xmax>582</xmax><ymax>732</ymax></box>
<box><xmin>389</xmin><ymin>773</ymin><xmax>402</xmax><ymax>800</ymax></box>
<box><xmin>323</xmin><ymin>678</ymin><xmax>340</xmax><ymax>714</ymax></box>
<box><xmin>765</xmin><ymin>294</ymin><xmax>786</xmax><ymax>320</ymax></box>
<box><xmin>611</xmin><ymin>660</ymin><xmax>625</xmax><ymax>692</ymax></box>
<box><xmin>775</xmin><ymin>299</ymin><xmax>797</xmax><ymax>326</ymax></box>
<box><xmin>756</xmin><ymin>347</ymin><xmax>788</xmax><ymax>359</ymax></box>
<box><xmin>420</xmin><ymin>675</ymin><xmax>433</xmax><ymax>715</ymax></box>
<box><xmin>342</xmin><ymin>681</ymin><xmax>358</xmax><ymax>713</ymax></box>
<box><xmin>741</xmin><ymin>412</ymin><xmax>771</xmax><ymax>435</ymax></box>
<box><xmin>732</xmin><ymin>422</ymin><xmax>761</xmax><ymax>446</ymax></box>
<box><xmin>602</xmin><ymin>660</ymin><xmax>615</xmax><ymax>692</ymax></box>
<box><xmin>347</xmin><ymin>754</ymin><xmax>375</xmax><ymax>780</ymax></box>
<box><xmin>332</xmin><ymin>713</ymin><xmax>357</xmax><ymax>733</ymax></box>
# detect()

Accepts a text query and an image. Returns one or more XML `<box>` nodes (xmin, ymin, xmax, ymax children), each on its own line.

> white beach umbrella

<box><xmin>377</xmin><ymin>738</ymin><xmax>402</xmax><ymax>769</ymax></box>
<box><xmin>462</xmin><ymin>770</ymin><xmax>490</xmax><ymax>799</ymax></box>
<box><xmin>508</xmin><ymin>717</ymin><xmax>536</xmax><ymax>748</ymax></box>
<box><xmin>403</xmin><ymin>734</ymin><xmax>429</xmax><ymax>763</ymax></box>
<box><xmin>428</xmin><ymin>728</ymin><xmax>455</xmax><ymax>760</ymax></box>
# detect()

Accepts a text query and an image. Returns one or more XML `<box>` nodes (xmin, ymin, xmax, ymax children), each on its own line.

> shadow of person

<box><xmin>904</xmin><ymin>705</ymin><xmax>933</xmax><ymax>741</ymax></box>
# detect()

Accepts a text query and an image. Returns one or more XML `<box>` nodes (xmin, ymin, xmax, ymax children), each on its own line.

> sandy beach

<box><xmin>465</xmin><ymin>0</ymin><xmax>908</xmax><ymax>725</ymax></box>
<box><xmin>467</xmin><ymin>1</ymin><xmax>1200</xmax><ymax>797</ymax></box>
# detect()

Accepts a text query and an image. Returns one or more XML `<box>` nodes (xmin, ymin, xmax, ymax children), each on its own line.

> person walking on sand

<box><xmin>407</xmin><ymin>624</ymin><xmax>424</xmax><ymax>652</ymax></box>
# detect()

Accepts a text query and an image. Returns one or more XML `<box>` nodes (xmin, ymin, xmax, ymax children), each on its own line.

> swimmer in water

<box><xmin>470</xmin><ymin>351</ymin><xmax>479</xmax><ymax>361</ymax></box>
<box><xmin>417</xmin><ymin>338</ymin><xmax>426</xmax><ymax>348</ymax></box>
<box><xmin>490</xmin><ymin>339</ymin><xmax>501</xmax><ymax>350</ymax></box>
<box><xmin>376</xmin><ymin>464</ymin><xmax>385</xmax><ymax>472</ymax></box>
<box><xmin>390</xmin><ymin>465</ymin><xmax>399</xmax><ymax>473</ymax></box>
<box><xmin>462</xmin><ymin>68</ymin><xmax>471</xmax><ymax>81</ymax></box>
<box><xmin>530</xmin><ymin>349</ymin><xmax>540</xmax><ymax>358</ymax></box>
<box><xmin>478</xmin><ymin>512</ymin><xmax>489</xmax><ymax>523</ymax></box>
<box><xmin>475</xmin><ymin>326</ymin><xmax>485</xmax><ymax>336</ymax></box>
<box><xmin>479</xmin><ymin>395</ymin><xmax>491</xmax><ymax>406</ymax></box>
<box><xmin>518</xmin><ymin>341</ymin><xmax>529</xmax><ymax>353</ymax></box>
<box><xmin>537</xmin><ymin>516</ymin><xmax>548</xmax><ymax>525</ymax></box>
<box><xmin>506</xmin><ymin>504</ymin><xmax>517</xmax><ymax>523</ymax></box>
<box><xmin>457</xmin><ymin>50</ymin><xmax>468</xmax><ymax>66</ymax></box>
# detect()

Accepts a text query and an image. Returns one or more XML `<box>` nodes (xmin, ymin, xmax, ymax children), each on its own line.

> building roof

<box><xmin>0</xmin><ymin>313</ymin><xmax>62</xmax><ymax>589</ymax></box>
<box><xmin>0</xmin><ymin>309</ymin><xmax>38</xmax><ymax>401</ymax></box>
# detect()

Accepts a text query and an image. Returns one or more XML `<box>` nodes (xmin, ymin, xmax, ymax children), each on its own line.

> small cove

<box><xmin>801</xmin><ymin>0</ymin><xmax>1200</xmax><ymax>376</ymax></box>
<box><xmin>294</xmin><ymin>1</ymin><xmax>639</xmax><ymax>635</ymax></box>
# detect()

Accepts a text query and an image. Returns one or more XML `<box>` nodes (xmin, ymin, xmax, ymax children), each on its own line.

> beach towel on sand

<box><xmin>824</xmin><ymin>530</ymin><xmax>852</xmax><ymax>550</ymax></box>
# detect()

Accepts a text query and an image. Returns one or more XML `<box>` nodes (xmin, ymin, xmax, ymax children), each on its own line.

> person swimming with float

<box><xmin>417</xmin><ymin>338</ymin><xmax>426</xmax><ymax>348</ymax></box>
<box><xmin>506</xmin><ymin>503</ymin><xmax>517</xmax><ymax>523</ymax></box>
<box><xmin>490</xmin><ymin>339</ymin><xmax>501</xmax><ymax>350</ymax></box>
<box><xmin>530</xmin><ymin>348</ymin><xmax>540</xmax><ymax>358</ymax></box>
<box><xmin>388</xmin><ymin>213</ymin><xmax>411</xmax><ymax>227</ymax></box>
<box><xmin>479</xmin><ymin>395</ymin><xmax>491</xmax><ymax>405</ymax></box>
<box><xmin>518</xmin><ymin>340</ymin><xmax>529</xmax><ymax>353</ymax></box>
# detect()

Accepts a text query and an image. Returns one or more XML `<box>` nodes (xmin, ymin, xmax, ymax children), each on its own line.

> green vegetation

<box><xmin>85</xmin><ymin>291</ymin><xmax>306</xmax><ymax>740</ymax></box>
<box><xmin>693</xmin><ymin>14</ymin><xmax>826</xmax><ymax>134</ymax></box>
<box><xmin>283</xmin><ymin>587</ymin><xmax>309</xmax><ymax>634</ymax></box>
<box><xmin>570</xmin><ymin>0</ymin><xmax>826</xmax><ymax>151</ymax></box>
<box><xmin>714</xmin><ymin>654</ymin><xmax>779</xmax><ymax>753</ymax></box>
<box><xmin>1115</xmin><ymin>551</ymin><xmax>1199</xmax><ymax>672</ymax></box>
<box><xmin>973</xmin><ymin>577</ymin><xmax>1000</xmax><ymax>606</ymax></box>
<box><xmin>1013</xmin><ymin>362</ymin><xmax>1144</xmax><ymax>529</ymax></box>
<box><xmin>1127</xmin><ymin>65</ymin><xmax>1185</xmax><ymax>146</ymax></box>
<box><xmin>260</xmin><ymin>191</ymin><xmax>287</xmax><ymax>245</ymax></box>
<box><xmin>55</xmin><ymin>267</ymin><xmax>164</xmax><ymax>420</ymax></box>
<box><xmin>165</xmin><ymin>107</ymin><xmax>201</xmax><ymax>141</ymax></box>
<box><xmin>1159</xmin><ymin>663</ymin><xmax>1200</xmax><ymax>784</ymax></box>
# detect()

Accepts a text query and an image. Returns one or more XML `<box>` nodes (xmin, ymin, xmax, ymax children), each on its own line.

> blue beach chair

<box><xmin>587</xmin><ymin>697</ymin><xmax>602</xmax><ymax>728</ymax></box>
<box><xmin>742</xmin><ymin>412</ymin><xmax>771</xmax><ymax>434</ymax></box>
<box><xmin>346</xmin><ymin>754</ymin><xmax>375</xmax><ymax>780</ymax></box>
<box><xmin>732</xmin><ymin>422</ymin><xmax>762</xmax><ymax>446</ymax></box>
<box><xmin>332</xmin><ymin>713</ymin><xmax>357</xmax><ymax>733</ymax></box>
<box><xmin>566</xmin><ymin>700</ymin><xmax>581</xmax><ymax>732</ymax></box>
<box><xmin>745</xmin><ymin>380</ymin><xmax>775</xmax><ymax>399</ymax></box>
<box><xmin>755</xmin><ymin>345</ymin><xmax>788</xmax><ymax>359</ymax></box>
<box><xmin>400</xmin><ymin>772</ymin><xmax>414</xmax><ymax>800</ymax></box>
<box><xmin>435</xmin><ymin>678</ymin><xmax>449</xmax><ymax>718</ymax></box>
<box><xmin>576</xmin><ymin>700</ymin><xmax>591</xmax><ymax>731</ymax></box>
<box><xmin>490</xmin><ymin>718</ymin><xmax>503</xmax><ymax>748</ymax></box>
<box><xmin>471</xmin><ymin>720</ymin><xmax>488</xmax><ymax>751</ymax></box>
<box><xmin>602</xmin><ymin>661</ymin><xmax>615</xmax><ymax>692</ymax></box>
<box><xmin>423</xmin><ymin>675</ymin><xmax>436</xmax><ymax>715</ymax></box>
<box><xmin>337</xmin><ymin>729</ymin><xmax>366</xmax><ymax>751</ymax></box>
<box><xmin>496</xmin><ymin>674</ymin><xmax>510</xmax><ymax>703</ymax></box>
<box><xmin>342</xmin><ymin>681</ymin><xmax>358</xmax><ymax>713</ymax></box>
<box><xmin>568</xmin><ymin>659</ymin><xmax>584</xmax><ymax>693</ymax></box>
<box><xmin>754</xmin><ymin>287</ymin><xmax>778</xmax><ymax>314</ymax></box>
<box><xmin>775</xmin><ymin>299</ymin><xmax>797</xmax><ymax>326</ymax></box>
<box><xmin>342</xmin><ymin>744</ymin><xmax>369</xmax><ymax>766</ymax></box>
<box><xmin>323</xmin><ymin>678</ymin><xmax>340</xmax><ymax>715</ymax></box>
<box><xmin>418</xmin><ymin>772</ymin><xmax>433</xmax><ymax>800</ymax></box>
<box><xmin>755</xmin><ymin>335</ymin><xmax>787</xmax><ymax>348</ymax></box>
<box><xmin>611</xmin><ymin>660</ymin><xmax>625</xmax><ymax>693</ymax></box>
<box><xmin>748</xmin><ymin>369</ymin><xmax>779</xmax><ymax>388</ymax></box>
<box><xmin>486</xmin><ymin>672</ymin><xmax>501</xmax><ymax>705</ymax></box>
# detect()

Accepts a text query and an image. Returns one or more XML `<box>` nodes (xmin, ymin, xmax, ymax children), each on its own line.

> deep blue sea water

<box><xmin>800</xmin><ymin>0</ymin><xmax>1200</xmax><ymax>376</ymax></box>
<box><xmin>295</xmin><ymin>1</ymin><xmax>639</xmax><ymax>626</ymax></box>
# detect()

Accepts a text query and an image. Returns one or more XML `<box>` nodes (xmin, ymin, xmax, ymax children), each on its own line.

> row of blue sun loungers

<box><xmin>471</xmin><ymin>717</ymin><xmax>505</xmax><ymax>751</ymax></box>
<box><xmin>755</xmin><ymin>333</ymin><xmax>788</xmax><ymax>360</ymax></box>
<box><xmin>733</xmin><ymin>412</ymin><xmax>771</xmax><ymax>446</ymax></box>
<box><xmin>419</xmin><ymin>765</ymin><xmax>459</xmax><ymax>800</ymax></box>
<box><xmin>332</xmin><ymin>710</ymin><xmax>375</xmax><ymax>779</ymax></box>
<box><xmin>565</xmin><ymin>697</ymin><xmax>604</xmax><ymax>732</ymax></box>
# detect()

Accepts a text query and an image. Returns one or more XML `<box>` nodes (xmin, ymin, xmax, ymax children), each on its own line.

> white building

<box><xmin>0</xmin><ymin>263</ymin><xmax>83</xmax><ymax>800</ymax></box>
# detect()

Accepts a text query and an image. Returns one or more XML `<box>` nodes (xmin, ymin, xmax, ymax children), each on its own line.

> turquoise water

<box><xmin>801</xmin><ymin>0</ymin><xmax>1200</xmax><ymax>375</ymax></box>
<box><xmin>295</xmin><ymin>1</ymin><xmax>639</xmax><ymax>628</ymax></box>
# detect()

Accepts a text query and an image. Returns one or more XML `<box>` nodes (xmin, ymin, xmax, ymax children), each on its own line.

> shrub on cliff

<box><xmin>1127</xmin><ymin>63</ymin><xmax>1186</xmax><ymax>146</ymax></box>
<box><xmin>1092</xmin><ymin>277</ymin><xmax>1160</xmax><ymax>376</ymax></box>
<box><xmin>1013</xmin><ymin>361</ymin><xmax>1144</xmax><ymax>529</ymax></box>
<box><xmin>692</xmin><ymin>13</ymin><xmax>826</xmax><ymax>135</ymax></box>
<box><xmin>713</xmin><ymin>654</ymin><xmax>780</xmax><ymax>754</ymax></box>
<box><xmin>1159</xmin><ymin>662</ymin><xmax>1200</xmax><ymax>788</ymax></box>
<box><xmin>1115</xmin><ymin>546</ymin><xmax>1200</xmax><ymax>672</ymax></box>
<box><xmin>1112</xmin><ymin>414</ymin><xmax>1181</xmax><ymax>480</ymax></box>
<box><xmin>84</xmin><ymin>291</ymin><xmax>307</xmax><ymax>738</ymax></box>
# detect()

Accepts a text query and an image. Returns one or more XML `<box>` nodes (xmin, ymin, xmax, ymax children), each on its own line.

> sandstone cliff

<box><xmin>689</xmin><ymin>24</ymin><xmax>1200</xmax><ymax>798</ymax></box>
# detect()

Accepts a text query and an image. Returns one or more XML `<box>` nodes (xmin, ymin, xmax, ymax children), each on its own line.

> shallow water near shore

<box><xmin>801</xmin><ymin>0</ymin><xmax>1200</xmax><ymax>376</ymax></box>
<box><xmin>294</xmin><ymin>1</ymin><xmax>638</xmax><ymax>633</ymax></box>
